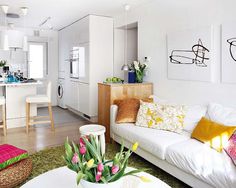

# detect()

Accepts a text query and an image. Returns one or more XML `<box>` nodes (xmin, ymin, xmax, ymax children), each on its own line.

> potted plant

<box><xmin>64</xmin><ymin>136</ymin><xmax>145</xmax><ymax>188</ymax></box>
<box><xmin>0</xmin><ymin>60</ymin><xmax>6</xmax><ymax>67</ymax></box>
<box><xmin>130</xmin><ymin>61</ymin><xmax>148</xmax><ymax>83</ymax></box>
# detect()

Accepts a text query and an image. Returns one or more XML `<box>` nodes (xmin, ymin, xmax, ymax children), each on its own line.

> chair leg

<box><xmin>48</xmin><ymin>103</ymin><xmax>55</xmax><ymax>131</ymax></box>
<box><xmin>26</xmin><ymin>102</ymin><xmax>30</xmax><ymax>134</ymax></box>
<box><xmin>2</xmin><ymin>104</ymin><xmax>6</xmax><ymax>136</ymax></box>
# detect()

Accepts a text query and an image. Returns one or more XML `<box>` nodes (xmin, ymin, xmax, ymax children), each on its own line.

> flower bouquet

<box><xmin>130</xmin><ymin>61</ymin><xmax>148</xmax><ymax>83</ymax></box>
<box><xmin>64</xmin><ymin>136</ymin><xmax>144</xmax><ymax>188</ymax></box>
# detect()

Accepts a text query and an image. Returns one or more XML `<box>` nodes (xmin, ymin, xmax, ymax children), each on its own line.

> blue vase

<box><xmin>128</xmin><ymin>71</ymin><xmax>136</xmax><ymax>83</ymax></box>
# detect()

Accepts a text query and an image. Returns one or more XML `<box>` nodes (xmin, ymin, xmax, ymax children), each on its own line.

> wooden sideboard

<box><xmin>98</xmin><ymin>82</ymin><xmax>153</xmax><ymax>142</ymax></box>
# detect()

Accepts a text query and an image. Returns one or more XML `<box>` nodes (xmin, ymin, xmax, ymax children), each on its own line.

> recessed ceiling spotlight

<box><xmin>124</xmin><ymin>4</ymin><xmax>130</xmax><ymax>11</ymax></box>
<box><xmin>1</xmin><ymin>5</ymin><xmax>9</xmax><ymax>14</ymax></box>
<box><xmin>21</xmin><ymin>7</ymin><xmax>28</xmax><ymax>16</ymax></box>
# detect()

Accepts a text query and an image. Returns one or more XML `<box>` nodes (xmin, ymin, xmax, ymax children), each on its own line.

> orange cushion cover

<box><xmin>114</xmin><ymin>98</ymin><xmax>152</xmax><ymax>123</ymax></box>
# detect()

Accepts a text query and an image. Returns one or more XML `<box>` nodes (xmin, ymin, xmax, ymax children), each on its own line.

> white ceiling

<box><xmin>0</xmin><ymin>0</ymin><xmax>151</xmax><ymax>30</ymax></box>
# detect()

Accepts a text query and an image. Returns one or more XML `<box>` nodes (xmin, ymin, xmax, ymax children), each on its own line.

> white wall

<box><xmin>0</xmin><ymin>26</ymin><xmax>58</xmax><ymax>105</ymax></box>
<box><xmin>114</xmin><ymin>0</ymin><xmax>236</xmax><ymax>107</ymax></box>
<box><xmin>114</xmin><ymin>27</ymin><xmax>138</xmax><ymax>78</ymax></box>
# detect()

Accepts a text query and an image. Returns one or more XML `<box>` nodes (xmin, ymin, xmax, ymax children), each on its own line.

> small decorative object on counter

<box><xmin>128</xmin><ymin>71</ymin><xmax>136</xmax><ymax>83</ymax></box>
<box><xmin>64</xmin><ymin>136</ymin><xmax>146</xmax><ymax>188</ymax></box>
<box><xmin>0</xmin><ymin>60</ymin><xmax>6</xmax><ymax>67</ymax></box>
<box><xmin>130</xmin><ymin>61</ymin><xmax>148</xmax><ymax>83</ymax></box>
<box><xmin>104</xmin><ymin>77</ymin><xmax>124</xmax><ymax>84</ymax></box>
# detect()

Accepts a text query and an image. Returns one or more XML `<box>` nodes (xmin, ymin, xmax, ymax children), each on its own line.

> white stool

<box><xmin>0</xmin><ymin>96</ymin><xmax>6</xmax><ymax>136</ymax></box>
<box><xmin>79</xmin><ymin>124</ymin><xmax>106</xmax><ymax>155</ymax></box>
<box><xmin>26</xmin><ymin>81</ymin><xmax>54</xmax><ymax>134</ymax></box>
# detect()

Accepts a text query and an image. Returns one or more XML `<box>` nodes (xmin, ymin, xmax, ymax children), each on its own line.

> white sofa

<box><xmin>110</xmin><ymin>104</ymin><xmax>236</xmax><ymax>188</ymax></box>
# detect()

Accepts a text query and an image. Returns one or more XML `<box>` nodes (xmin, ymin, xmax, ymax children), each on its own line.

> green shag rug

<box><xmin>18</xmin><ymin>143</ymin><xmax>190</xmax><ymax>188</ymax></box>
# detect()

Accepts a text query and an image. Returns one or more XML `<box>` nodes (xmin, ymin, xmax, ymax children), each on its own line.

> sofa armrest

<box><xmin>110</xmin><ymin>105</ymin><xmax>118</xmax><ymax>127</ymax></box>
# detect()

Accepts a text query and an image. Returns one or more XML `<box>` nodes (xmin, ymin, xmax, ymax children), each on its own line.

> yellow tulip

<box><xmin>132</xmin><ymin>142</ymin><xmax>139</xmax><ymax>152</ymax></box>
<box><xmin>140</xmin><ymin>176</ymin><xmax>151</xmax><ymax>182</ymax></box>
<box><xmin>87</xmin><ymin>159</ymin><xmax>94</xmax><ymax>168</ymax></box>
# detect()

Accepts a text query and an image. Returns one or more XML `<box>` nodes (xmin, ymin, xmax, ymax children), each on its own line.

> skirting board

<box><xmin>112</xmin><ymin>134</ymin><xmax>213</xmax><ymax>188</ymax></box>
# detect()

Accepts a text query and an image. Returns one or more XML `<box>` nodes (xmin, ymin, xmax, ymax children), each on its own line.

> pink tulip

<box><xmin>72</xmin><ymin>153</ymin><xmax>79</xmax><ymax>164</ymax></box>
<box><xmin>79</xmin><ymin>146</ymin><xmax>86</xmax><ymax>155</ymax></box>
<box><xmin>79</xmin><ymin>138</ymin><xmax>85</xmax><ymax>147</ymax></box>
<box><xmin>95</xmin><ymin>171</ymin><xmax>102</xmax><ymax>182</ymax></box>
<box><xmin>97</xmin><ymin>163</ymin><xmax>104</xmax><ymax>172</ymax></box>
<box><xmin>111</xmin><ymin>165</ymin><xmax>119</xmax><ymax>174</ymax></box>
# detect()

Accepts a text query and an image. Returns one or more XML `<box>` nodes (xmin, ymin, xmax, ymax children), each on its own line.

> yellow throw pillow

<box><xmin>191</xmin><ymin>117</ymin><xmax>236</xmax><ymax>152</ymax></box>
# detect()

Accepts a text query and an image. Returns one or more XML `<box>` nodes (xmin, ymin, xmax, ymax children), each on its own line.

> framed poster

<box><xmin>167</xmin><ymin>27</ymin><xmax>212</xmax><ymax>82</ymax></box>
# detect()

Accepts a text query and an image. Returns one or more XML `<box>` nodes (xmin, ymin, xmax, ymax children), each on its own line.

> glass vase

<box><xmin>135</xmin><ymin>70</ymin><xmax>144</xmax><ymax>83</ymax></box>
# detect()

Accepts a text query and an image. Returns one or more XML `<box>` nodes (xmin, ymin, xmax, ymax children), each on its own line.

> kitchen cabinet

<box><xmin>78</xmin><ymin>82</ymin><xmax>89</xmax><ymax>115</ymax></box>
<box><xmin>98</xmin><ymin>83</ymin><xmax>153</xmax><ymax>142</ymax></box>
<box><xmin>58</xmin><ymin>15</ymin><xmax>113</xmax><ymax>120</ymax></box>
<box><xmin>67</xmin><ymin>79</ymin><xmax>79</xmax><ymax>110</ymax></box>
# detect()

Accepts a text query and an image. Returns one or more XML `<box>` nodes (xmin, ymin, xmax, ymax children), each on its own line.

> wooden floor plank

<box><xmin>0</xmin><ymin>107</ymin><xmax>90</xmax><ymax>154</ymax></box>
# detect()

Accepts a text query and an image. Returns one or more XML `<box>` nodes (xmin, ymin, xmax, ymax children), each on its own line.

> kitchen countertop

<box><xmin>0</xmin><ymin>80</ymin><xmax>42</xmax><ymax>87</ymax></box>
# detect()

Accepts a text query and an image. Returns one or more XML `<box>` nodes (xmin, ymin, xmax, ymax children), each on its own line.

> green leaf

<box><xmin>101</xmin><ymin>176</ymin><xmax>108</xmax><ymax>184</ymax></box>
<box><xmin>83</xmin><ymin>137</ymin><xmax>102</xmax><ymax>162</ymax></box>
<box><xmin>76</xmin><ymin>171</ymin><xmax>84</xmax><ymax>185</ymax></box>
<box><xmin>123</xmin><ymin>169</ymin><xmax>146</xmax><ymax>177</ymax></box>
<box><xmin>72</xmin><ymin>141</ymin><xmax>79</xmax><ymax>154</ymax></box>
<box><xmin>102</xmin><ymin>165</ymin><xmax>111</xmax><ymax>177</ymax></box>
<box><xmin>118</xmin><ymin>141</ymin><xmax>124</xmax><ymax>160</ymax></box>
<box><xmin>85</xmin><ymin>170</ymin><xmax>95</xmax><ymax>182</ymax></box>
<box><xmin>65</xmin><ymin>138</ymin><xmax>73</xmax><ymax>160</ymax></box>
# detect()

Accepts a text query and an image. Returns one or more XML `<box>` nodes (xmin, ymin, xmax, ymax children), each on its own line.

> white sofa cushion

<box><xmin>208</xmin><ymin>103</ymin><xmax>236</xmax><ymax>125</ymax></box>
<box><xmin>111</xmin><ymin>123</ymin><xmax>190</xmax><ymax>160</ymax></box>
<box><xmin>166</xmin><ymin>139</ymin><xmax>236</xmax><ymax>188</ymax></box>
<box><xmin>183</xmin><ymin>105</ymin><xmax>207</xmax><ymax>133</ymax></box>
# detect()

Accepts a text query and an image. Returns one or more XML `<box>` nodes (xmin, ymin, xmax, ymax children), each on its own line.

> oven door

<box><xmin>70</xmin><ymin>59</ymin><xmax>79</xmax><ymax>78</ymax></box>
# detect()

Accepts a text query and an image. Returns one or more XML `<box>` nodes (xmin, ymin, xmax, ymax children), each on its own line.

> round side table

<box><xmin>79</xmin><ymin>124</ymin><xmax>106</xmax><ymax>155</ymax></box>
<box><xmin>21</xmin><ymin>166</ymin><xmax>172</xmax><ymax>188</ymax></box>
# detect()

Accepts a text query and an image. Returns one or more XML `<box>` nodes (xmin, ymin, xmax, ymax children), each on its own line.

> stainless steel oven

<box><xmin>69</xmin><ymin>47</ymin><xmax>79</xmax><ymax>78</ymax></box>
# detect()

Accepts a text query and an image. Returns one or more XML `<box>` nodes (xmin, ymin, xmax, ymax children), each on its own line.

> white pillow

<box><xmin>183</xmin><ymin>105</ymin><xmax>207</xmax><ymax>133</ymax></box>
<box><xmin>149</xmin><ymin>95</ymin><xmax>168</xmax><ymax>105</ymax></box>
<box><xmin>207</xmin><ymin>103</ymin><xmax>236</xmax><ymax>126</ymax></box>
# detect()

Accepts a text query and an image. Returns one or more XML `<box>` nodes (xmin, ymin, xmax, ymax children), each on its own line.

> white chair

<box><xmin>26</xmin><ymin>81</ymin><xmax>54</xmax><ymax>133</ymax></box>
<box><xmin>79</xmin><ymin>124</ymin><xmax>106</xmax><ymax>155</ymax></box>
<box><xmin>0</xmin><ymin>96</ymin><xmax>6</xmax><ymax>136</ymax></box>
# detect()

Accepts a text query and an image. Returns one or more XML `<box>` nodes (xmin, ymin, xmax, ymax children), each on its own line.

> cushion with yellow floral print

<box><xmin>135</xmin><ymin>101</ymin><xmax>186</xmax><ymax>133</ymax></box>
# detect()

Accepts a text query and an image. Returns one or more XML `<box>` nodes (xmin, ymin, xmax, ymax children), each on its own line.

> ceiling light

<box><xmin>1</xmin><ymin>5</ymin><xmax>9</xmax><ymax>14</ymax></box>
<box><xmin>20</xmin><ymin>7</ymin><xmax>28</xmax><ymax>16</ymax></box>
<box><xmin>124</xmin><ymin>4</ymin><xmax>130</xmax><ymax>11</ymax></box>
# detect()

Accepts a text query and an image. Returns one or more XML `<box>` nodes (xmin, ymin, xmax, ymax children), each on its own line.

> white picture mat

<box><xmin>221</xmin><ymin>22</ymin><xmax>236</xmax><ymax>83</ymax></box>
<box><xmin>167</xmin><ymin>27</ymin><xmax>212</xmax><ymax>82</ymax></box>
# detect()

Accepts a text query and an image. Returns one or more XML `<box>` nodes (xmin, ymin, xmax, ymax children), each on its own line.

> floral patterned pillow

<box><xmin>224</xmin><ymin>133</ymin><xmax>236</xmax><ymax>166</ymax></box>
<box><xmin>136</xmin><ymin>101</ymin><xmax>186</xmax><ymax>133</ymax></box>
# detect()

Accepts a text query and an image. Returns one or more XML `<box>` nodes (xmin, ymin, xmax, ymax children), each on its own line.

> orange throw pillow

<box><xmin>191</xmin><ymin>117</ymin><xmax>236</xmax><ymax>152</ymax></box>
<box><xmin>114</xmin><ymin>98</ymin><xmax>152</xmax><ymax>123</ymax></box>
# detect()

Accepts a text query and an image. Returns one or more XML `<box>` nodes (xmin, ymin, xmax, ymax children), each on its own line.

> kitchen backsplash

<box><xmin>0</xmin><ymin>50</ymin><xmax>28</xmax><ymax>76</ymax></box>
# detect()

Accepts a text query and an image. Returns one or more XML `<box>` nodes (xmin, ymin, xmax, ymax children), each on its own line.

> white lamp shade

<box><xmin>1</xmin><ymin>30</ymin><xmax>25</xmax><ymax>50</ymax></box>
<box><xmin>1</xmin><ymin>5</ymin><xmax>9</xmax><ymax>14</ymax></box>
<box><xmin>0</xmin><ymin>31</ymin><xmax>9</xmax><ymax>50</ymax></box>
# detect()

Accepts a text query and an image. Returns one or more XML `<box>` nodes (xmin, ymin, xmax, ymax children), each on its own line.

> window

<box><xmin>28</xmin><ymin>42</ymin><xmax>47</xmax><ymax>79</ymax></box>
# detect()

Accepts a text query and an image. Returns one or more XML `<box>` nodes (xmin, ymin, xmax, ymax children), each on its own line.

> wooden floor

<box><xmin>0</xmin><ymin>107</ymin><xmax>90</xmax><ymax>154</ymax></box>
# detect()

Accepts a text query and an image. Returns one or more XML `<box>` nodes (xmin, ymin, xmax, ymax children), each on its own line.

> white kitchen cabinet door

<box><xmin>67</xmin><ymin>80</ymin><xmax>79</xmax><ymax>110</ymax></box>
<box><xmin>78</xmin><ymin>82</ymin><xmax>90</xmax><ymax>115</ymax></box>
<box><xmin>78</xmin><ymin>42</ymin><xmax>89</xmax><ymax>83</ymax></box>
